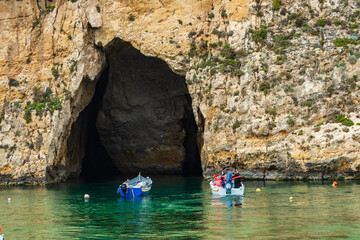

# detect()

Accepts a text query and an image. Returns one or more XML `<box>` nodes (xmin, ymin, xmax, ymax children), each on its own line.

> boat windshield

<box><xmin>125</xmin><ymin>174</ymin><xmax>152</xmax><ymax>186</ymax></box>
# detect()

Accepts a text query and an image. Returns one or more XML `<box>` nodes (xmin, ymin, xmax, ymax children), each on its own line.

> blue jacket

<box><xmin>226</xmin><ymin>171</ymin><xmax>233</xmax><ymax>183</ymax></box>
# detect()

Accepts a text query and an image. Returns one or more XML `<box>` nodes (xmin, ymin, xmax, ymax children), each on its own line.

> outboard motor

<box><xmin>225</xmin><ymin>183</ymin><xmax>232</xmax><ymax>195</ymax></box>
<box><xmin>120</xmin><ymin>184</ymin><xmax>127</xmax><ymax>195</ymax></box>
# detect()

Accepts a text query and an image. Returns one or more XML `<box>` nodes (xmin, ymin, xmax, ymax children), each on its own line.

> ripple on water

<box><xmin>1</xmin><ymin>178</ymin><xmax>360</xmax><ymax>239</ymax></box>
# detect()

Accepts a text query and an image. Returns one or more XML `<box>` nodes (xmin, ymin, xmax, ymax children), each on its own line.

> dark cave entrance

<box><xmin>73</xmin><ymin>39</ymin><xmax>202</xmax><ymax>178</ymax></box>
<box><xmin>79</xmin><ymin>66</ymin><xmax>120</xmax><ymax>177</ymax></box>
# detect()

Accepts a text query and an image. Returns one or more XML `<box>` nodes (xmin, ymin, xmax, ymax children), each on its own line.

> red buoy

<box><xmin>41</xmin><ymin>184</ymin><xmax>43</xmax><ymax>188</ymax></box>
<box><xmin>332</xmin><ymin>181</ymin><xmax>338</xmax><ymax>187</ymax></box>
<box><xmin>0</xmin><ymin>225</ymin><xmax>2</xmax><ymax>232</ymax></box>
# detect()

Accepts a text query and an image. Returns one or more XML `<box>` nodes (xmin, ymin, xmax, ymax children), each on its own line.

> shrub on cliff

<box><xmin>9</xmin><ymin>79</ymin><xmax>19</xmax><ymax>87</ymax></box>
<box><xmin>332</xmin><ymin>38</ymin><xmax>357</xmax><ymax>47</ymax></box>
<box><xmin>259</xmin><ymin>81</ymin><xmax>271</xmax><ymax>95</ymax></box>
<box><xmin>128</xmin><ymin>14</ymin><xmax>135</xmax><ymax>21</ymax></box>
<box><xmin>336</xmin><ymin>114</ymin><xmax>354</xmax><ymax>126</ymax></box>
<box><xmin>251</xmin><ymin>27</ymin><xmax>267</xmax><ymax>43</ymax></box>
<box><xmin>273</xmin><ymin>0</ymin><xmax>281</xmax><ymax>11</ymax></box>
<box><xmin>265</xmin><ymin>107</ymin><xmax>277</xmax><ymax>117</ymax></box>
<box><xmin>24</xmin><ymin>108</ymin><xmax>32</xmax><ymax>123</ymax></box>
<box><xmin>70</xmin><ymin>60</ymin><xmax>78</xmax><ymax>73</ymax></box>
<box><xmin>46</xmin><ymin>6</ymin><xmax>55</xmax><ymax>12</ymax></box>
<box><xmin>317</xmin><ymin>19</ymin><xmax>327</xmax><ymax>27</ymax></box>
<box><xmin>221</xmin><ymin>9</ymin><xmax>227</xmax><ymax>18</ymax></box>
<box><xmin>33</xmin><ymin>17</ymin><xmax>40</xmax><ymax>28</ymax></box>
<box><xmin>23</xmin><ymin>88</ymin><xmax>63</xmax><ymax>123</ymax></box>
<box><xmin>287</xmin><ymin>116</ymin><xmax>295</xmax><ymax>127</ymax></box>
<box><xmin>188</xmin><ymin>41</ymin><xmax>197</xmax><ymax>57</ymax></box>
<box><xmin>272</xmin><ymin>34</ymin><xmax>293</xmax><ymax>51</ymax></box>
<box><xmin>232</xmin><ymin>120</ymin><xmax>240</xmax><ymax>131</ymax></box>
<box><xmin>51</xmin><ymin>66</ymin><xmax>59</xmax><ymax>80</ymax></box>
<box><xmin>315</xmin><ymin>122</ymin><xmax>324</xmax><ymax>127</ymax></box>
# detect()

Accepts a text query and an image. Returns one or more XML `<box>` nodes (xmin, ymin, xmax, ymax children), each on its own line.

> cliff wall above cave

<box><xmin>1</xmin><ymin>0</ymin><xmax>360</xmax><ymax>184</ymax></box>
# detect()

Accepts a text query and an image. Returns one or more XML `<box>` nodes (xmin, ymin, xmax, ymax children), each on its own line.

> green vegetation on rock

<box><xmin>9</xmin><ymin>79</ymin><xmax>19</xmax><ymax>87</ymax></box>
<box><xmin>332</xmin><ymin>38</ymin><xmax>357</xmax><ymax>47</ymax></box>
<box><xmin>128</xmin><ymin>14</ymin><xmax>135</xmax><ymax>21</ymax></box>
<box><xmin>273</xmin><ymin>0</ymin><xmax>281</xmax><ymax>11</ymax></box>
<box><xmin>252</xmin><ymin>27</ymin><xmax>268</xmax><ymax>43</ymax></box>
<box><xmin>46</xmin><ymin>6</ymin><xmax>55</xmax><ymax>12</ymax></box>
<box><xmin>23</xmin><ymin>88</ymin><xmax>63</xmax><ymax>123</ymax></box>
<box><xmin>315</xmin><ymin>122</ymin><xmax>324</xmax><ymax>127</ymax></box>
<box><xmin>336</xmin><ymin>114</ymin><xmax>354</xmax><ymax>126</ymax></box>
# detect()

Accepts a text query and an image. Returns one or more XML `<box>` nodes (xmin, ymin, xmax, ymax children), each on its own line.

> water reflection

<box><xmin>212</xmin><ymin>195</ymin><xmax>244</xmax><ymax>208</ymax></box>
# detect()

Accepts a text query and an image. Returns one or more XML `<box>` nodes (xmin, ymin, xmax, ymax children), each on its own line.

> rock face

<box><xmin>1</xmin><ymin>0</ymin><xmax>360</xmax><ymax>184</ymax></box>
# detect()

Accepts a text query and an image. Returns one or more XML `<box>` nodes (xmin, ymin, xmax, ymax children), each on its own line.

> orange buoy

<box><xmin>332</xmin><ymin>181</ymin><xmax>338</xmax><ymax>187</ymax></box>
<box><xmin>41</xmin><ymin>184</ymin><xmax>43</xmax><ymax>188</ymax></box>
<box><xmin>0</xmin><ymin>225</ymin><xmax>2</xmax><ymax>232</ymax></box>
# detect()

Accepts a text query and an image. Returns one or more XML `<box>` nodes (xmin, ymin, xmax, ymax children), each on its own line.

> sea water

<box><xmin>1</xmin><ymin>176</ymin><xmax>360</xmax><ymax>239</ymax></box>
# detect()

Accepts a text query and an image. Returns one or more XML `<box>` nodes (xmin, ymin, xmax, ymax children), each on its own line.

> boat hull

<box><xmin>117</xmin><ymin>184</ymin><xmax>152</xmax><ymax>198</ymax></box>
<box><xmin>210</xmin><ymin>181</ymin><xmax>245</xmax><ymax>196</ymax></box>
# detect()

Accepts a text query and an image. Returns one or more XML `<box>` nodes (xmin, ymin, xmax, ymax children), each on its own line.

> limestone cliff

<box><xmin>1</xmin><ymin>0</ymin><xmax>360</xmax><ymax>184</ymax></box>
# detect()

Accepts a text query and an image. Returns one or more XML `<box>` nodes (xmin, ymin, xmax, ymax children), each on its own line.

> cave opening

<box><xmin>72</xmin><ymin>39</ymin><xmax>202</xmax><ymax>178</ymax></box>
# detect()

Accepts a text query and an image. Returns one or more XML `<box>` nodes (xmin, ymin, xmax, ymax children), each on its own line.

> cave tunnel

<box><xmin>70</xmin><ymin>39</ymin><xmax>202</xmax><ymax>179</ymax></box>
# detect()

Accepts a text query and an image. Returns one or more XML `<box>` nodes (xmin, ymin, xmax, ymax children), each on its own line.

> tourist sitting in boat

<box><xmin>213</xmin><ymin>174</ymin><xmax>223</xmax><ymax>187</ymax></box>
<box><xmin>221</xmin><ymin>174</ymin><xmax>226</xmax><ymax>187</ymax></box>
<box><xmin>233</xmin><ymin>168</ymin><xmax>242</xmax><ymax>188</ymax></box>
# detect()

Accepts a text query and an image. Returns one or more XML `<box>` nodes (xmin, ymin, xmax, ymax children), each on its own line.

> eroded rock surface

<box><xmin>1</xmin><ymin>0</ymin><xmax>360</xmax><ymax>184</ymax></box>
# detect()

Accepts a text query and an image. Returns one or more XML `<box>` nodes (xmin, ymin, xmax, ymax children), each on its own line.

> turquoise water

<box><xmin>1</xmin><ymin>177</ymin><xmax>360</xmax><ymax>239</ymax></box>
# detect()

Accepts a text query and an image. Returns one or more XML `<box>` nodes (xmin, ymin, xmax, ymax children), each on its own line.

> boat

<box><xmin>209</xmin><ymin>180</ymin><xmax>245</xmax><ymax>196</ymax></box>
<box><xmin>117</xmin><ymin>173</ymin><xmax>152</xmax><ymax>198</ymax></box>
<box><xmin>0</xmin><ymin>225</ymin><xmax>3</xmax><ymax>240</ymax></box>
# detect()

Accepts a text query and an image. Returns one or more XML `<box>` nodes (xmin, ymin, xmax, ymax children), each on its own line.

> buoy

<box><xmin>0</xmin><ymin>225</ymin><xmax>2</xmax><ymax>232</ymax></box>
<box><xmin>41</xmin><ymin>184</ymin><xmax>43</xmax><ymax>188</ymax></box>
<box><xmin>289</xmin><ymin>196</ymin><xmax>293</xmax><ymax>201</ymax></box>
<box><xmin>7</xmin><ymin>198</ymin><xmax>11</xmax><ymax>202</ymax></box>
<box><xmin>332</xmin><ymin>181</ymin><xmax>338</xmax><ymax>187</ymax></box>
<box><xmin>256</xmin><ymin>188</ymin><xmax>261</xmax><ymax>192</ymax></box>
<box><xmin>84</xmin><ymin>194</ymin><xmax>90</xmax><ymax>199</ymax></box>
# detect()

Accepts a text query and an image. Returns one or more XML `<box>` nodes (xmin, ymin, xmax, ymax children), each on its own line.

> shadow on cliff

<box><xmin>67</xmin><ymin>39</ymin><xmax>202</xmax><ymax>179</ymax></box>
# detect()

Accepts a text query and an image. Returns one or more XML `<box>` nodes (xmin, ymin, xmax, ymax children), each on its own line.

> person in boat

<box><xmin>224</xmin><ymin>168</ymin><xmax>233</xmax><ymax>187</ymax></box>
<box><xmin>213</xmin><ymin>174</ymin><xmax>223</xmax><ymax>187</ymax></box>
<box><xmin>223</xmin><ymin>168</ymin><xmax>233</xmax><ymax>194</ymax></box>
<box><xmin>233</xmin><ymin>168</ymin><xmax>242</xmax><ymax>188</ymax></box>
<box><xmin>220</xmin><ymin>170</ymin><xmax>226</xmax><ymax>187</ymax></box>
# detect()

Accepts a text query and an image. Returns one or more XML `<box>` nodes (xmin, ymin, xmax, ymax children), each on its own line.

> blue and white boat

<box><xmin>209</xmin><ymin>180</ymin><xmax>245</xmax><ymax>196</ymax></box>
<box><xmin>117</xmin><ymin>173</ymin><xmax>152</xmax><ymax>198</ymax></box>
